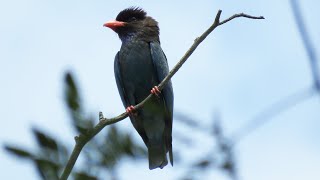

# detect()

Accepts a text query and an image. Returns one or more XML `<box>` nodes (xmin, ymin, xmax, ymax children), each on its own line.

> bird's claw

<box><xmin>151</xmin><ymin>86</ymin><xmax>161</xmax><ymax>97</ymax></box>
<box><xmin>126</xmin><ymin>105</ymin><xmax>136</xmax><ymax>116</ymax></box>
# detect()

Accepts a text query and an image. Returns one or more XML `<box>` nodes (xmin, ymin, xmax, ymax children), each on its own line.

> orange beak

<box><xmin>103</xmin><ymin>20</ymin><xmax>125</xmax><ymax>31</ymax></box>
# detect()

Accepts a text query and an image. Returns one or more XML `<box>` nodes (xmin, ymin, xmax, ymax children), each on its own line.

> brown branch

<box><xmin>219</xmin><ymin>13</ymin><xmax>264</xmax><ymax>26</ymax></box>
<box><xmin>59</xmin><ymin>9</ymin><xmax>264</xmax><ymax>180</ymax></box>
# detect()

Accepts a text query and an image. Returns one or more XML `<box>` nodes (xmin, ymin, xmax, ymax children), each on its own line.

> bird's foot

<box><xmin>126</xmin><ymin>105</ymin><xmax>137</xmax><ymax>116</ymax></box>
<box><xmin>151</xmin><ymin>86</ymin><xmax>161</xmax><ymax>97</ymax></box>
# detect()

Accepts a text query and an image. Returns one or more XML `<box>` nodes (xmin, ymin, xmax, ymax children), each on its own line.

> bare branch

<box><xmin>219</xmin><ymin>13</ymin><xmax>264</xmax><ymax>26</ymax></box>
<box><xmin>290</xmin><ymin>0</ymin><xmax>320</xmax><ymax>91</ymax></box>
<box><xmin>59</xmin><ymin>9</ymin><xmax>264</xmax><ymax>180</ymax></box>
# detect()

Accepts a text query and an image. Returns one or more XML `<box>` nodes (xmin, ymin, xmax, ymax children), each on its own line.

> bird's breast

<box><xmin>119</xmin><ymin>41</ymin><xmax>158</xmax><ymax>101</ymax></box>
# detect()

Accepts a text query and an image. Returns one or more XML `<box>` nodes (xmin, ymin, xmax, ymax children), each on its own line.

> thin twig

<box><xmin>290</xmin><ymin>0</ymin><xmax>320</xmax><ymax>92</ymax></box>
<box><xmin>219</xmin><ymin>13</ymin><xmax>264</xmax><ymax>26</ymax></box>
<box><xmin>59</xmin><ymin>9</ymin><xmax>264</xmax><ymax>180</ymax></box>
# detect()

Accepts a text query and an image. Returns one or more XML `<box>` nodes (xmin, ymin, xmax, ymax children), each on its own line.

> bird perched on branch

<box><xmin>104</xmin><ymin>7</ymin><xmax>174</xmax><ymax>170</ymax></box>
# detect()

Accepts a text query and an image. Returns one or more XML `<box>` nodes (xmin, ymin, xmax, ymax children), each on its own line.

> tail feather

<box><xmin>148</xmin><ymin>144</ymin><xmax>168</xmax><ymax>170</ymax></box>
<box><xmin>169</xmin><ymin>145</ymin><xmax>173</xmax><ymax>166</ymax></box>
<box><xmin>167</xmin><ymin>133</ymin><xmax>173</xmax><ymax>166</ymax></box>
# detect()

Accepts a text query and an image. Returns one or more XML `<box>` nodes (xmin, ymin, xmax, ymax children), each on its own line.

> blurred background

<box><xmin>1</xmin><ymin>0</ymin><xmax>319</xmax><ymax>179</ymax></box>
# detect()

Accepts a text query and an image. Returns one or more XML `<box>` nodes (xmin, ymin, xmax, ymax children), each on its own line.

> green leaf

<box><xmin>32</xmin><ymin>128</ymin><xmax>58</xmax><ymax>151</ymax></box>
<box><xmin>73</xmin><ymin>172</ymin><xmax>98</xmax><ymax>180</ymax></box>
<box><xmin>64</xmin><ymin>72</ymin><xmax>95</xmax><ymax>134</ymax></box>
<box><xmin>34</xmin><ymin>158</ymin><xmax>60</xmax><ymax>180</ymax></box>
<box><xmin>4</xmin><ymin>145</ymin><xmax>33</xmax><ymax>158</ymax></box>
<box><xmin>64</xmin><ymin>72</ymin><xmax>80</xmax><ymax>111</ymax></box>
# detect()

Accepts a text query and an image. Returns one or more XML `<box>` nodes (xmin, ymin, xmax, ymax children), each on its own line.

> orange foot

<box><xmin>126</xmin><ymin>105</ymin><xmax>136</xmax><ymax>116</ymax></box>
<box><xmin>151</xmin><ymin>86</ymin><xmax>161</xmax><ymax>97</ymax></box>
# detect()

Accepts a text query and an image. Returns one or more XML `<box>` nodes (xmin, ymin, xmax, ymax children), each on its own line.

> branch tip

<box><xmin>215</xmin><ymin>10</ymin><xmax>222</xmax><ymax>24</ymax></box>
<box><xmin>99</xmin><ymin>112</ymin><xmax>104</xmax><ymax>121</ymax></box>
<box><xmin>74</xmin><ymin>136</ymin><xmax>80</xmax><ymax>142</ymax></box>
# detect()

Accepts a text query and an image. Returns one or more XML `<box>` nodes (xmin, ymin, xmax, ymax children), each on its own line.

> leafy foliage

<box><xmin>5</xmin><ymin>128</ymin><xmax>67</xmax><ymax>180</ymax></box>
<box><xmin>4</xmin><ymin>71</ymin><xmax>147</xmax><ymax>180</ymax></box>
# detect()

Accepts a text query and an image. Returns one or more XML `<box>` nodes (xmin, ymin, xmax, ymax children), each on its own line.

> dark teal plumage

<box><xmin>110</xmin><ymin>7</ymin><xmax>174</xmax><ymax>169</ymax></box>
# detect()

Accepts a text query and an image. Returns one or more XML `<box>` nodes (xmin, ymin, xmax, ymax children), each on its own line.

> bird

<box><xmin>103</xmin><ymin>7</ymin><xmax>174</xmax><ymax>170</ymax></box>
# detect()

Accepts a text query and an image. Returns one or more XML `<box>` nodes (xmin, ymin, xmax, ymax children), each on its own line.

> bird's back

<box><xmin>116</xmin><ymin>40</ymin><xmax>171</xmax><ymax>169</ymax></box>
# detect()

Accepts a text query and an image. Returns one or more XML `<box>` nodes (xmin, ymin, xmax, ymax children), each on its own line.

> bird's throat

<box><xmin>119</xmin><ymin>32</ymin><xmax>137</xmax><ymax>44</ymax></box>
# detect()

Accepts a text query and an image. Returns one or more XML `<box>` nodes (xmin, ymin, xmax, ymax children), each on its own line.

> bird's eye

<box><xmin>130</xmin><ymin>17</ymin><xmax>137</xmax><ymax>22</ymax></box>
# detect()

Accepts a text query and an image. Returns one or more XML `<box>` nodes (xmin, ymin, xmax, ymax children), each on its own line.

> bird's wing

<box><xmin>150</xmin><ymin>42</ymin><xmax>174</xmax><ymax>165</ymax></box>
<box><xmin>149</xmin><ymin>42</ymin><xmax>174</xmax><ymax>117</ymax></box>
<box><xmin>114</xmin><ymin>52</ymin><xmax>130</xmax><ymax>108</ymax></box>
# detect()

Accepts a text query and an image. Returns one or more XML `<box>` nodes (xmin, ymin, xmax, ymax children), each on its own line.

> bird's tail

<box><xmin>148</xmin><ymin>143</ymin><xmax>168</xmax><ymax>170</ymax></box>
<box><xmin>168</xmin><ymin>144</ymin><xmax>173</xmax><ymax>166</ymax></box>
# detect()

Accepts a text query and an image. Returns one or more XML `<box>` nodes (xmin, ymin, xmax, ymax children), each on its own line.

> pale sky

<box><xmin>1</xmin><ymin>0</ymin><xmax>320</xmax><ymax>179</ymax></box>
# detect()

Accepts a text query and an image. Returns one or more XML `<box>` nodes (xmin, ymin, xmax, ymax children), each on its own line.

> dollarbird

<box><xmin>104</xmin><ymin>7</ymin><xmax>174</xmax><ymax>170</ymax></box>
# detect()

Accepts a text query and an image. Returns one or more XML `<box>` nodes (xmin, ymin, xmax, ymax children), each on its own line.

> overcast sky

<box><xmin>1</xmin><ymin>0</ymin><xmax>319</xmax><ymax>179</ymax></box>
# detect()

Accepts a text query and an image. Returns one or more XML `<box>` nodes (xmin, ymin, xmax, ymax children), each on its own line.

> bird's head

<box><xmin>104</xmin><ymin>7</ymin><xmax>160</xmax><ymax>43</ymax></box>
